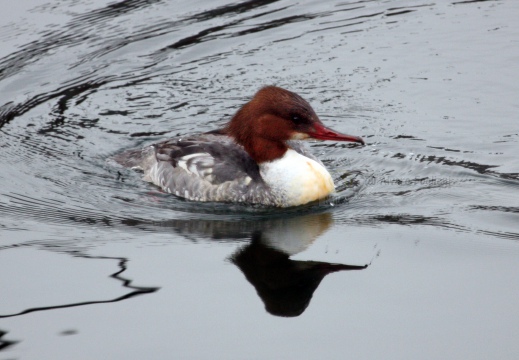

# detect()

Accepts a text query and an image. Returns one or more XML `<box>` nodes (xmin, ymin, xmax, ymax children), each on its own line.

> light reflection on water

<box><xmin>1</xmin><ymin>0</ymin><xmax>519</xmax><ymax>358</ymax></box>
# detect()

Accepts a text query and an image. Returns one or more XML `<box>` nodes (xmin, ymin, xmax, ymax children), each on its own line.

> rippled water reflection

<box><xmin>1</xmin><ymin>0</ymin><xmax>518</xmax><ymax>359</ymax></box>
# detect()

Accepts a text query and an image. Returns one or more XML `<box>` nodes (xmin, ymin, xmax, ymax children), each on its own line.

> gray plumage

<box><xmin>112</xmin><ymin>133</ymin><xmax>323</xmax><ymax>206</ymax></box>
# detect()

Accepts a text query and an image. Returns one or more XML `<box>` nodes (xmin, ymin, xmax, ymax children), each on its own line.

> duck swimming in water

<box><xmin>113</xmin><ymin>86</ymin><xmax>364</xmax><ymax>207</ymax></box>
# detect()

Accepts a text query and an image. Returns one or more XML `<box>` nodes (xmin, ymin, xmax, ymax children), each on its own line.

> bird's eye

<box><xmin>291</xmin><ymin>115</ymin><xmax>300</xmax><ymax>122</ymax></box>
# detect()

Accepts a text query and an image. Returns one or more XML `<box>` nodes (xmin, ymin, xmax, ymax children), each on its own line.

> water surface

<box><xmin>1</xmin><ymin>0</ymin><xmax>518</xmax><ymax>359</ymax></box>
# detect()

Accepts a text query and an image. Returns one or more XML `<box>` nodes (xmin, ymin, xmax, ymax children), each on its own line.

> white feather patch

<box><xmin>260</xmin><ymin>149</ymin><xmax>334</xmax><ymax>206</ymax></box>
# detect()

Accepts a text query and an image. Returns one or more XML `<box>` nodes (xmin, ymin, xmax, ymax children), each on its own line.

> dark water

<box><xmin>1</xmin><ymin>0</ymin><xmax>518</xmax><ymax>359</ymax></box>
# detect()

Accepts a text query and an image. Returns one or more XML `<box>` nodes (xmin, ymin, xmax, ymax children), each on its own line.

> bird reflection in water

<box><xmin>154</xmin><ymin>211</ymin><xmax>369</xmax><ymax>317</ymax></box>
<box><xmin>228</xmin><ymin>213</ymin><xmax>368</xmax><ymax>317</ymax></box>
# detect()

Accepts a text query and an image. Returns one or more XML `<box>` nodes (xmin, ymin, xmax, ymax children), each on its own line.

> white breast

<box><xmin>260</xmin><ymin>149</ymin><xmax>335</xmax><ymax>207</ymax></box>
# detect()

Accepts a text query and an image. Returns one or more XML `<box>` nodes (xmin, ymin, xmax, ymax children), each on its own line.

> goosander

<box><xmin>113</xmin><ymin>86</ymin><xmax>364</xmax><ymax>207</ymax></box>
